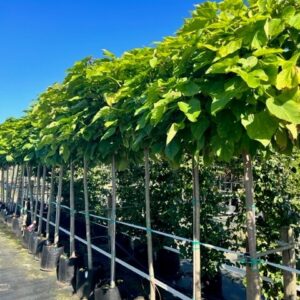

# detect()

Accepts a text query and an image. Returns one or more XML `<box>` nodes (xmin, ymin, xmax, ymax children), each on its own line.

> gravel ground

<box><xmin>0</xmin><ymin>221</ymin><xmax>78</xmax><ymax>300</ymax></box>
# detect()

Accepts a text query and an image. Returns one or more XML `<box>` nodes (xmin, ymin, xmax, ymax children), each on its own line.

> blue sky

<box><xmin>0</xmin><ymin>0</ymin><xmax>200</xmax><ymax>122</ymax></box>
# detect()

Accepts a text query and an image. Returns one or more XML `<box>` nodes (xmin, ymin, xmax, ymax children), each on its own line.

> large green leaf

<box><xmin>218</xmin><ymin>39</ymin><xmax>242</xmax><ymax>58</ymax></box>
<box><xmin>288</xmin><ymin>13</ymin><xmax>300</xmax><ymax>30</ymax></box>
<box><xmin>242</xmin><ymin>111</ymin><xmax>279</xmax><ymax>146</ymax></box>
<box><xmin>190</xmin><ymin>117</ymin><xmax>209</xmax><ymax>140</ymax></box>
<box><xmin>166</xmin><ymin>122</ymin><xmax>185</xmax><ymax>145</ymax></box>
<box><xmin>178</xmin><ymin>80</ymin><xmax>200</xmax><ymax>96</ymax></box>
<box><xmin>264</xmin><ymin>18</ymin><xmax>285</xmax><ymax>37</ymax></box>
<box><xmin>266</xmin><ymin>97</ymin><xmax>300</xmax><ymax>124</ymax></box>
<box><xmin>276</xmin><ymin>65</ymin><xmax>300</xmax><ymax>90</ymax></box>
<box><xmin>178</xmin><ymin>98</ymin><xmax>201</xmax><ymax>122</ymax></box>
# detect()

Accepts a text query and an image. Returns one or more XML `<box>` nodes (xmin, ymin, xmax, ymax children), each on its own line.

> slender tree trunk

<box><xmin>83</xmin><ymin>156</ymin><xmax>93</xmax><ymax>270</ymax></box>
<box><xmin>144</xmin><ymin>148</ymin><xmax>156</xmax><ymax>300</ymax></box>
<box><xmin>33</xmin><ymin>165</ymin><xmax>41</xmax><ymax>221</ymax></box>
<box><xmin>70</xmin><ymin>161</ymin><xmax>76</xmax><ymax>257</ymax></box>
<box><xmin>1</xmin><ymin>168</ymin><xmax>4</xmax><ymax>202</ymax></box>
<box><xmin>38</xmin><ymin>166</ymin><xmax>46</xmax><ymax>235</ymax></box>
<box><xmin>192</xmin><ymin>157</ymin><xmax>201</xmax><ymax>300</ymax></box>
<box><xmin>10</xmin><ymin>165</ymin><xmax>15</xmax><ymax>202</ymax></box>
<box><xmin>6</xmin><ymin>167</ymin><xmax>9</xmax><ymax>203</ymax></box>
<box><xmin>12</xmin><ymin>165</ymin><xmax>19</xmax><ymax>204</ymax></box>
<box><xmin>46</xmin><ymin>167</ymin><xmax>55</xmax><ymax>240</ymax></box>
<box><xmin>54</xmin><ymin>166</ymin><xmax>63</xmax><ymax>246</ymax></box>
<box><xmin>27</xmin><ymin>166</ymin><xmax>34</xmax><ymax>222</ymax></box>
<box><xmin>15</xmin><ymin>165</ymin><xmax>24</xmax><ymax>215</ymax></box>
<box><xmin>243</xmin><ymin>152</ymin><xmax>261</xmax><ymax>300</ymax></box>
<box><xmin>109</xmin><ymin>155</ymin><xmax>118</xmax><ymax>288</ymax></box>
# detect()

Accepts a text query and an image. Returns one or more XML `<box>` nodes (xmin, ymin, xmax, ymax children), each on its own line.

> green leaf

<box><xmin>274</xmin><ymin>128</ymin><xmax>288</xmax><ymax>149</ymax></box>
<box><xmin>165</xmin><ymin>139</ymin><xmax>180</xmax><ymax>160</ymax></box>
<box><xmin>59</xmin><ymin>144</ymin><xmax>70</xmax><ymax>162</ymax></box>
<box><xmin>286</xmin><ymin>124</ymin><xmax>298</xmax><ymax>140</ymax></box>
<box><xmin>264</xmin><ymin>19</ymin><xmax>285</xmax><ymax>37</ymax></box>
<box><xmin>211</xmin><ymin>97</ymin><xmax>231</xmax><ymax>115</ymax></box>
<box><xmin>276</xmin><ymin>66</ymin><xmax>300</xmax><ymax>90</ymax></box>
<box><xmin>91</xmin><ymin>107</ymin><xmax>111</xmax><ymax>124</ymax></box>
<box><xmin>234</xmin><ymin>68</ymin><xmax>268</xmax><ymax>88</ymax></box>
<box><xmin>206</xmin><ymin>56</ymin><xmax>239</xmax><ymax>74</ymax></box>
<box><xmin>253</xmin><ymin>48</ymin><xmax>284</xmax><ymax>57</ymax></box>
<box><xmin>191</xmin><ymin>118</ymin><xmax>209</xmax><ymax>140</ymax></box>
<box><xmin>149</xmin><ymin>57</ymin><xmax>158</xmax><ymax>68</ymax></box>
<box><xmin>178</xmin><ymin>80</ymin><xmax>200</xmax><ymax>96</ymax></box>
<box><xmin>101</xmin><ymin>127</ymin><xmax>116</xmax><ymax>141</ymax></box>
<box><xmin>241</xmin><ymin>111</ymin><xmax>279</xmax><ymax>146</ymax></box>
<box><xmin>282</xmin><ymin>6</ymin><xmax>295</xmax><ymax>20</ymax></box>
<box><xmin>218</xmin><ymin>39</ymin><xmax>242</xmax><ymax>58</ymax></box>
<box><xmin>102</xmin><ymin>49</ymin><xmax>116</xmax><ymax>59</ymax></box>
<box><xmin>166</xmin><ymin>122</ymin><xmax>185</xmax><ymax>145</ymax></box>
<box><xmin>6</xmin><ymin>155</ymin><xmax>14</xmax><ymax>162</ymax></box>
<box><xmin>266</xmin><ymin>97</ymin><xmax>300</xmax><ymax>124</ymax></box>
<box><xmin>288</xmin><ymin>13</ymin><xmax>300</xmax><ymax>30</ymax></box>
<box><xmin>178</xmin><ymin>98</ymin><xmax>201</xmax><ymax>122</ymax></box>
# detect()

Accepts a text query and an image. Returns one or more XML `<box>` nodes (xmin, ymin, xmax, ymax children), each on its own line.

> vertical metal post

<box><xmin>54</xmin><ymin>166</ymin><xmax>63</xmax><ymax>246</ymax></box>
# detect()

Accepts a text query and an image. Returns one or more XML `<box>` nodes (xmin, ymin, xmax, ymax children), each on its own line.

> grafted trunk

<box><xmin>46</xmin><ymin>167</ymin><xmax>55</xmax><ymax>240</ymax></box>
<box><xmin>243</xmin><ymin>152</ymin><xmax>261</xmax><ymax>300</ymax></box>
<box><xmin>83</xmin><ymin>156</ymin><xmax>93</xmax><ymax>270</ymax></box>
<box><xmin>54</xmin><ymin>166</ymin><xmax>63</xmax><ymax>246</ymax></box>
<box><xmin>192</xmin><ymin>158</ymin><xmax>201</xmax><ymax>300</ymax></box>
<box><xmin>69</xmin><ymin>161</ymin><xmax>76</xmax><ymax>257</ymax></box>
<box><xmin>110</xmin><ymin>155</ymin><xmax>117</xmax><ymax>288</ymax></box>
<box><xmin>6</xmin><ymin>167</ymin><xmax>9</xmax><ymax>203</ymax></box>
<box><xmin>1</xmin><ymin>168</ymin><xmax>4</xmax><ymax>202</ymax></box>
<box><xmin>15</xmin><ymin>165</ymin><xmax>24</xmax><ymax>215</ymax></box>
<box><xmin>12</xmin><ymin>165</ymin><xmax>19</xmax><ymax>204</ymax></box>
<box><xmin>27</xmin><ymin>166</ymin><xmax>34</xmax><ymax>221</ymax></box>
<box><xmin>33</xmin><ymin>165</ymin><xmax>41</xmax><ymax>221</ymax></box>
<box><xmin>144</xmin><ymin>148</ymin><xmax>156</xmax><ymax>300</ymax></box>
<box><xmin>38</xmin><ymin>166</ymin><xmax>46</xmax><ymax>235</ymax></box>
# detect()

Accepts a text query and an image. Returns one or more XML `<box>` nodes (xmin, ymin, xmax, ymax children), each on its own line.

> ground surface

<box><xmin>0</xmin><ymin>221</ymin><xmax>77</xmax><ymax>300</ymax></box>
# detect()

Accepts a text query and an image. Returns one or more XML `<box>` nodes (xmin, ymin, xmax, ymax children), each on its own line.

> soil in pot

<box><xmin>40</xmin><ymin>244</ymin><xmax>64</xmax><ymax>271</ymax></box>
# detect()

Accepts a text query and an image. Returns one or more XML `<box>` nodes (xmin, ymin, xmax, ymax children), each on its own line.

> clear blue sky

<box><xmin>0</xmin><ymin>0</ymin><xmax>201</xmax><ymax>123</ymax></box>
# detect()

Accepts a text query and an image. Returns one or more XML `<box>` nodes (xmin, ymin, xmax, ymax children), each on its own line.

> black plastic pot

<box><xmin>0</xmin><ymin>210</ymin><xmax>5</xmax><ymax>221</ymax></box>
<box><xmin>22</xmin><ymin>230</ymin><xmax>32</xmax><ymax>248</ymax></box>
<box><xmin>40</xmin><ymin>245</ymin><xmax>64</xmax><ymax>271</ymax></box>
<box><xmin>57</xmin><ymin>256</ymin><xmax>77</xmax><ymax>285</ymax></box>
<box><xmin>28</xmin><ymin>232</ymin><xmax>38</xmax><ymax>253</ymax></box>
<box><xmin>5</xmin><ymin>215</ymin><xmax>13</xmax><ymax>226</ymax></box>
<box><xmin>28</xmin><ymin>235</ymin><xmax>47</xmax><ymax>259</ymax></box>
<box><xmin>94</xmin><ymin>285</ymin><xmax>121</xmax><ymax>300</ymax></box>
<box><xmin>12</xmin><ymin>217</ymin><xmax>20</xmax><ymax>232</ymax></box>
<box><xmin>76</xmin><ymin>268</ymin><xmax>92</xmax><ymax>299</ymax></box>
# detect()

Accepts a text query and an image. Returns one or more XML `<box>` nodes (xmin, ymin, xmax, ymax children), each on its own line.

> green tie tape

<box><xmin>192</xmin><ymin>240</ymin><xmax>201</xmax><ymax>250</ymax></box>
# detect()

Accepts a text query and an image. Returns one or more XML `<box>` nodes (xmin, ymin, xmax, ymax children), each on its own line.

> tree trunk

<box><xmin>38</xmin><ymin>166</ymin><xmax>46</xmax><ymax>235</ymax></box>
<box><xmin>280</xmin><ymin>226</ymin><xmax>297</xmax><ymax>300</ymax></box>
<box><xmin>83</xmin><ymin>156</ymin><xmax>93</xmax><ymax>270</ymax></box>
<box><xmin>6</xmin><ymin>167</ymin><xmax>9</xmax><ymax>203</ymax></box>
<box><xmin>144</xmin><ymin>149</ymin><xmax>156</xmax><ymax>300</ymax></box>
<box><xmin>46</xmin><ymin>167</ymin><xmax>55</xmax><ymax>240</ymax></box>
<box><xmin>1</xmin><ymin>168</ymin><xmax>4</xmax><ymax>202</ymax></box>
<box><xmin>70</xmin><ymin>162</ymin><xmax>76</xmax><ymax>257</ymax></box>
<box><xmin>10</xmin><ymin>165</ymin><xmax>16</xmax><ymax>203</ymax></box>
<box><xmin>243</xmin><ymin>152</ymin><xmax>261</xmax><ymax>300</ymax></box>
<box><xmin>27</xmin><ymin>166</ymin><xmax>34</xmax><ymax>222</ymax></box>
<box><xmin>192</xmin><ymin>157</ymin><xmax>201</xmax><ymax>300</ymax></box>
<box><xmin>54</xmin><ymin>166</ymin><xmax>63</xmax><ymax>246</ymax></box>
<box><xmin>12</xmin><ymin>165</ymin><xmax>19</xmax><ymax>204</ymax></box>
<box><xmin>33</xmin><ymin>165</ymin><xmax>41</xmax><ymax>221</ymax></box>
<box><xmin>15</xmin><ymin>165</ymin><xmax>24</xmax><ymax>215</ymax></box>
